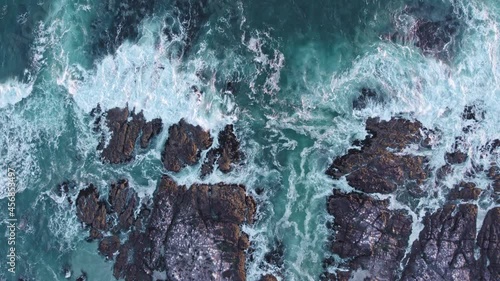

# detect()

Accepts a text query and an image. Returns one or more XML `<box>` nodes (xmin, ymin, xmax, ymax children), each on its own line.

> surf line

<box><xmin>6</xmin><ymin>167</ymin><xmax>16</xmax><ymax>274</ymax></box>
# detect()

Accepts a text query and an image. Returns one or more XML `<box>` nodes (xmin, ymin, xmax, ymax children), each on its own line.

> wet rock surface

<box><xmin>447</xmin><ymin>182</ymin><xmax>482</xmax><ymax>201</ymax></box>
<box><xmin>76</xmin><ymin>180</ymin><xmax>138</xmax><ymax>242</ymax></box>
<box><xmin>323</xmin><ymin>113</ymin><xmax>499</xmax><ymax>281</ymax></box>
<box><xmin>161</xmin><ymin>119</ymin><xmax>213</xmax><ymax>172</ymax></box>
<box><xmin>201</xmin><ymin>124</ymin><xmax>242</xmax><ymax>177</ymax></box>
<box><xmin>401</xmin><ymin>204</ymin><xmax>478</xmax><ymax>281</ymax></box>
<box><xmin>326</xmin><ymin>117</ymin><xmax>430</xmax><ymax>194</ymax></box>
<box><xmin>94</xmin><ymin>106</ymin><xmax>163</xmax><ymax>164</ymax></box>
<box><xmin>477</xmin><ymin>207</ymin><xmax>500</xmax><ymax>280</ymax></box>
<box><xmin>113</xmin><ymin>176</ymin><xmax>256</xmax><ymax>281</ymax></box>
<box><xmin>352</xmin><ymin>88</ymin><xmax>379</xmax><ymax>110</ymax></box>
<box><xmin>98</xmin><ymin>235</ymin><xmax>121</xmax><ymax>260</ymax></box>
<box><xmin>389</xmin><ymin>4</ymin><xmax>460</xmax><ymax>60</ymax></box>
<box><xmin>75</xmin><ymin>184</ymin><xmax>108</xmax><ymax>240</ymax></box>
<box><xmin>259</xmin><ymin>274</ymin><xmax>278</xmax><ymax>281</ymax></box>
<box><xmin>324</xmin><ymin>191</ymin><xmax>412</xmax><ymax>280</ymax></box>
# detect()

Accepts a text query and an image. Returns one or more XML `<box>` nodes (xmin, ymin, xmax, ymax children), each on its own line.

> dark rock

<box><xmin>100</xmin><ymin>107</ymin><xmax>144</xmax><ymax>163</ymax></box>
<box><xmin>218</xmin><ymin>124</ymin><xmax>242</xmax><ymax>173</ymax></box>
<box><xmin>108</xmin><ymin>180</ymin><xmax>138</xmax><ymax>231</ymax></box>
<box><xmin>445</xmin><ymin>150</ymin><xmax>468</xmax><ymax>164</ymax></box>
<box><xmin>98</xmin><ymin>235</ymin><xmax>121</xmax><ymax>259</ymax></box>
<box><xmin>75</xmin><ymin>271</ymin><xmax>87</xmax><ymax>281</ymax></box>
<box><xmin>401</xmin><ymin>204</ymin><xmax>478</xmax><ymax>281</ymax></box>
<box><xmin>96</xmin><ymin>106</ymin><xmax>162</xmax><ymax>164</ymax></box>
<box><xmin>162</xmin><ymin>119</ymin><xmax>213</xmax><ymax>172</ymax></box>
<box><xmin>352</xmin><ymin>88</ymin><xmax>379</xmax><ymax>110</ymax></box>
<box><xmin>200</xmin><ymin>148</ymin><xmax>219</xmax><ymax>177</ymax></box>
<box><xmin>200</xmin><ymin>124</ymin><xmax>243</xmax><ymax>177</ymax></box>
<box><xmin>415</xmin><ymin>18</ymin><xmax>459</xmax><ymax>57</ymax></box>
<box><xmin>448</xmin><ymin>182</ymin><xmax>482</xmax><ymax>201</ymax></box>
<box><xmin>76</xmin><ymin>184</ymin><xmax>108</xmax><ymax>238</ymax></box>
<box><xmin>140</xmin><ymin>118</ymin><xmax>163</xmax><ymax>148</ymax></box>
<box><xmin>477</xmin><ymin>207</ymin><xmax>500</xmax><ymax>280</ymax></box>
<box><xmin>326</xmin><ymin>117</ymin><xmax>430</xmax><ymax>193</ymax></box>
<box><xmin>259</xmin><ymin>274</ymin><xmax>278</xmax><ymax>281</ymax></box>
<box><xmin>488</xmin><ymin>165</ymin><xmax>500</xmax><ymax>193</ymax></box>
<box><xmin>326</xmin><ymin>191</ymin><xmax>413</xmax><ymax>280</ymax></box>
<box><xmin>264</xmin><ymin>240</ymin><xmax>284</xmax><ymax>269</ymax></box>
<box><xmin>462</xmin><ymin>104</ymin><xmax>485</xmax><ymax>122</ymax></box>
<box><xmin>113</xmin><ymin>176</ymin><xmax>256</xmax><ymax>281</ymax></box>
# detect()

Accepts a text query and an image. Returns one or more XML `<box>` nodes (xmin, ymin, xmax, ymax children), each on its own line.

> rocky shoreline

<box><xmin>322</xmin><ymin>102</ymin><xmax>500</xmax><ymax>280</ymax></box>
<box><xmin>73</xmin><ymin>106</ymin><xmax>259</xmax><ymax>281</ymax></box>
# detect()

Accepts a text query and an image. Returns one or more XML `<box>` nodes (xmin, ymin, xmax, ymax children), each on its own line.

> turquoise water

<box><xmin>0</xmin><ymin>0</ymin><xmax>499</xmax><ymax>280</ymax></box>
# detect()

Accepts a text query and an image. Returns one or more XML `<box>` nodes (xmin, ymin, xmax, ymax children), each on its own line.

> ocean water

<box><xmin>0</xmin><ymin>0</ymin><xmax>499</xmax><ymax>280</ymax></box>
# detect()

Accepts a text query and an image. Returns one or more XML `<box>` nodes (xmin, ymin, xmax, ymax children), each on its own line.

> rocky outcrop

<box><xmin>161</xmin><ymin>119</ymin><xmax>213</xmax><ymax>172</ymax></box>
<box><xmin>108</xmin><ymin>180</ymin><xmax>138</xmax><ymax>231</ymax></box>
<box><xmin>326</xmin><ymin>117</ymin><xmax>430</xmax><ymax>194</ymax></box>
<box><xmin>98</xmin><ymin>235</ymin><xmax>121</xmax><ymax>260</ymax></box>
<box><xmin>113</xmin><ymin>176</ymin><xmax>256</xmax><ymax>281</ymax></box>
<box><xmin>76</xmin><ymin>180</ymin><xmax>138</xmax><ymax>242</ymax></box>
<box><xmin>401</xmin><ymin>204</ymin><xmax>478</xmax><ymax>281</ymax></box>
<box><xmin>477</xmin><ymin>207</ymin><xmax>500</xmax><ymax>280</ymax></box>
<box><xmin>324</xmin><ymin>191</ymin><xmax>412</xmax><ymax>280</ymax></box>
<box><xmin>75</xmin><ymin>184</ymin><xmax>108</xmax><ymax>240</ymax></box>
<box><xmin>201</xmin><ymin>124</ymin><xmax>242</xmax><ymax>177</ymax></box>
<box><xmin>94</xmin><ymin>106</ymin><xmax>163</xmax><ymax>164</ymax></box>
<box><xmin>447</xmin><ymin>182</ymin><xmax>481</xmax><ymax>201</ymax></box>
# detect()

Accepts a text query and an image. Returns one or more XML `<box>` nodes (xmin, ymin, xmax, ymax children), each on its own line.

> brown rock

<box><xmin>448</xmin><ymin>182</ymin><xmax>482</xmax><ymax>201</ymax></box>
<box><xmin>161</xmin><ymin>119</ymin><xmax>213</xmax><ymax>172</ymax></box>
<box><xmin>108</xmin><ymin>179</ymin><xmax>138</xmax><ymax>231</ymax></box>
<box><xmin>113</xmin><ymin>176</ymin><xmax>256</xmax><ymax>281</ymax></box>
<box><xmin>76</xmin><ymin>184</ymin><xmax>108</xmax><ymax>238</ymax></box>
<box><xmin>326</xmin><ymin>117</ymin><xmax>430</xmax><ymax>193</ymax></box>
<box><xmin>98</xmin><ymin>235</ymin><xmax>121</xmax><ymax>259</ymax></box>
<box><xmin>95</xmin><ymin>106</ymin><xmax>163</xmax><ymax>163</ymax></box>
<box><xmin>477</xmin><ymin>207</ymin><xmax>500</xmax><ymax>280</ymax></box>
<box><xmin>326</xmin><ymin>191</ymin><xmax>412</xmax><ymax>280</ymax></box>
<box><xmin>401</xmin><ymin>204</ymin><xmax>478</xmax><ymax>280</ymax></box>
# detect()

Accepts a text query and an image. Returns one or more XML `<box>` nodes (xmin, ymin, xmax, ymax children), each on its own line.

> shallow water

<box><xmin>0</xmin><ymin>0</ymin><xmax>499</xmax><ymax>280</ymax></box>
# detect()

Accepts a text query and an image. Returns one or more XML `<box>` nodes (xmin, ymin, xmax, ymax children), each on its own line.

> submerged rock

<box><xmin>352</xmin><ymin>88</ymin><xmax>379</xmax><ymax>110</ymax></box>
<box><xmin>326</xmin><ymin>117</ymin><xmax>430</xmax><ymax>194</ymax></box>
<box><xmin>113</xmin><ymin>176</ymin><xmax>256</xmax><ymax>281</ymax></box>
<box><xmin>401</xmin><ymin>204</ymin><xmax>478</xmax><ymax>281</ymax></box>
<box><xmin>95</xmin><ymin>106</ymin><xmax>163</xmax><ymax>164</ymax></box>
<box><xmin>325</xmin><ymin>191</ymin><xmax>412</xmax><ymax>280</ymax></box>
<box><xmin>414</xmin><ymin>18</ymin><xmax>459</xmax><ymax>58</ymax></box>
<box><xmin>161</xmin><ymin>119</ymin><xmax>213</xmax><ymax>172</ymax></box>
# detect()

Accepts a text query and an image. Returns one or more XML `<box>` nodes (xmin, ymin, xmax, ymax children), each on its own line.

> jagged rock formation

<box><xmin>161</xmin><ymin>119</ymin><xmax>213</xmax><ymax>172</ymax></box>
<box><xmin>113</xmin><ymin>176</ymin><xmax>256</xmax><ymax>281</ymax></box>
<box><xmin>323</xmin><ymin>191</ymin><xmax>412</xmax><ymax>280</ymax></box>
<box><xmin>201</xmin><ymin>124</ymin><xmax>242</xmax><ymax>177</ymax></box>
<box><xmin>93</xmin><ymin>106</ymin><xmax>162</xmax><ymax>164</ymax></box>
<box><xmin>323</xmin><ymin>109</ymin><xmax>499</xmax><ymax>280</ymax></box>
<box><xmin>326</xmin><ymin>117</ymin><xmax>430</xmax><ymax>194</ymax></box>
<box><xmin>401</xmin><ymin>204</ymin><xmax>478</xmax><ymax>280</ymax></box>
